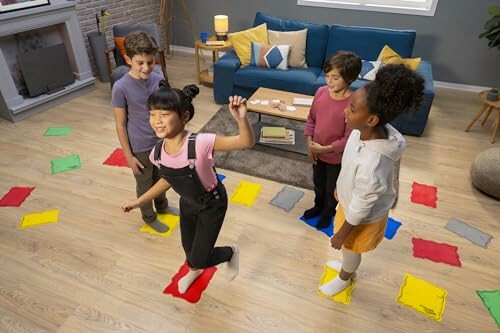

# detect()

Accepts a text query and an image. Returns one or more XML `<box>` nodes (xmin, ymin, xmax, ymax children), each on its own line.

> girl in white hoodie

<box><xmin>319</xmin><ymin>64</ymin><xmax>425</xmax><ymax>296</ymax></box>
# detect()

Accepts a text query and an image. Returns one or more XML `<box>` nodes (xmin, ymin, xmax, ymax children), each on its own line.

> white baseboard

<box><xmin>432</xmin><ymin>81</ymin><xmax>489</xmax><ymax>92</ymax></box>
<box><xmin>168</xmin><ymin>46</ymin><xmax>491</xmax><ymax>93</ymax></box>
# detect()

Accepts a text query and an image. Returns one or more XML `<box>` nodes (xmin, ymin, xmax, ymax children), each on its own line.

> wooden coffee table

<box><xmin>247</xmin><ymin>88</ymin><xmax>313</xmax><ymax>155</ymax></box>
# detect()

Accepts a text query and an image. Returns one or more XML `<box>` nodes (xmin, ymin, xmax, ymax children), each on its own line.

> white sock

<box><xmin>178</xmin><ymin>269</ymin><xmax>202</xmax><ymax>294</ymax></box>
<box><xmin>226</xmin><ymin>245</ymin><xmax>239</xmax><ymax>282</ymax></box>
<box><xmin>319</xmin><ymin>275</ymin><xmax>351</xmax><ymax>297</ymax></box>
<box><xmin>326</xmin><ymin>260</ymin><xmax>356</xmax><ymax>279</ymax></box>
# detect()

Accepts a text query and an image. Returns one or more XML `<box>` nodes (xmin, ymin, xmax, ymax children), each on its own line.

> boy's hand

<box><xmin>121</xmin><ymin>199</ymin><xmax>140</xmax><ymax>212</ymax></box>
<box><xmin>228</xmin><ymin>95</ymin><xmax>248</xmax><ymax>119</ymax></box>
<box><xmin>128</xmin><ymin>156</ymin><xmax>144</xmax><ymax>176</ymax></box>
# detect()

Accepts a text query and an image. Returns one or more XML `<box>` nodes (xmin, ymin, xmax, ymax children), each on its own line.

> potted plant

<box><xmin>478</xmin><ymin>6</ymin><xmax>500</xmax><ymax>49</ymax></box>
<box><xmin>487</xmin><ymin>88</ymin><xmax>499</xmax><ymax>101</ymax></box>
<box><xmin>87</xmin><ymin>9</ymin><xmax>111</xmax><ymax>82</ymax></box>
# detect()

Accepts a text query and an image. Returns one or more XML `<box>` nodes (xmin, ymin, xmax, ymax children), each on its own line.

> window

<box><xmin>297</xmin><ymin>0</ymin><xmax>438</xmax><ymax>16</ymax></box>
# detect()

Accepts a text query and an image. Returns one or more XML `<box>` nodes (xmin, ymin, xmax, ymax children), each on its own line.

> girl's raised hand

<box><xmin>228</xmin><ymin>95</ymin><xmax>248</xmax><ymax>119</ymax></box>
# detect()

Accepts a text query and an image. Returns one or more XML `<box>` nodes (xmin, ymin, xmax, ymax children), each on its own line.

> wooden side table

<box><xmin>194</xmin><ymin>38</ymin><xmax>232</xmax><ymax>86</ymax></box>
<box><xmin>465</xmin><ymin>91</ymin><xmax>500</xmax><ymax>143</ymax></box>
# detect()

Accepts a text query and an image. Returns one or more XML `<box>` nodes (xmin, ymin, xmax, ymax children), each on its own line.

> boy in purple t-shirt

<box><xmin>111</xmin><ymin>31</ymin><xmax>169</xmax><ymax>232</ymax></box>
<box><xmin>303</xmin><ymin>51</ymin><xmax>361</xmax><ymax>229</ymax></box>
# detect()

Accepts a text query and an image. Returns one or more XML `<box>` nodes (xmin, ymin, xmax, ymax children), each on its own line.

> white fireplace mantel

<box><xmin>0</xmin><ymin>0</ymin><xmax>95</xmax><ymax>122</ymax></box>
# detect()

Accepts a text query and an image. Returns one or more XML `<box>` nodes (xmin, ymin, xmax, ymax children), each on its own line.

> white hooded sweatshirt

<box><xmin>336</xmin><ymin>124</ymin><xmax>405</xmax><ymax>226</ymax></box>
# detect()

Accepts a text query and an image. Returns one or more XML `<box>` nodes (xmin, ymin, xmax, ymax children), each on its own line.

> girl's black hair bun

<box><xmin>159</xmin><ymin>79</ymin><xmax>170</xmax><ymax>88</ymax></box>
<box><xmin>182</xmin><ymin>84</ymin><xmax>200</xmax><ymax>100</ymax></box>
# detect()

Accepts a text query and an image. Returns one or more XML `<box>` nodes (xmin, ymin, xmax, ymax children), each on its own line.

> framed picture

<box><xmin>0</xmin><ymin>0</ymin><xmax>51</xmax><ymax>14</ymax></box>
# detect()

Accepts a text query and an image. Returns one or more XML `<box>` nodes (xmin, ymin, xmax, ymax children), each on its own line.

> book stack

<box><xmin>260</xmin><ymin>126</ymin><xmax>295</xmax><ymax>145</ymax></box>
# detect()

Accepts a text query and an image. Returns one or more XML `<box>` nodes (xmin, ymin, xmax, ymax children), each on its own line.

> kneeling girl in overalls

<box><xmin>121</xmin><ymin>81</ymin><xmax>255</xmax><ymax>293</ymax></box>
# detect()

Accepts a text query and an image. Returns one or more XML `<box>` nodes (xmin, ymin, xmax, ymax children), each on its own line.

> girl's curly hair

<box><xmin>364</xmin><ymin>64</ymin><xmax>424</xmax><ymax>126</ymax></box>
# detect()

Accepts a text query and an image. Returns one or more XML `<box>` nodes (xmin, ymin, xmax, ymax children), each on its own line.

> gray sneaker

<box><xmin>146</xmin><ymin>219</ymin><xmax>169</xmax><ymax>233</ymax></box>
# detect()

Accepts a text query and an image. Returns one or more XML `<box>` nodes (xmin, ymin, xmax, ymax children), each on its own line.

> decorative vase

<box><xmin>486</xmin><ymin>90</ymin><xmax>498</xmax><ymax>101</ymax></box>
<box><xmin>87</xmin><ymin>32</ymin><xmax>110</xmax><ymax>82</ymax></box>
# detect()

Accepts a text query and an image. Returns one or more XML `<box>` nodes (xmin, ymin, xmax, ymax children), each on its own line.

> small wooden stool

<box><xmin>465</xmin><ymin>91</ymin><xmax>500</xmax><ymax>143</ymax></box>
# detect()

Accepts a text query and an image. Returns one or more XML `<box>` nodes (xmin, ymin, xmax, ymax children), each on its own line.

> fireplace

<box><xmin>0</xmin><ymin>0</ymin><xmax>95</xmax><ymax>122</ymax></box>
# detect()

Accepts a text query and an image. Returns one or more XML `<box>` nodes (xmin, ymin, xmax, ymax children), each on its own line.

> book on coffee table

<box><xmin>260</xmin><ymin>129</ymin><xmax>295</xmax><ymax>145</ymax></box>
<box><xmin>261</xmin><ymin>126</ymin><xmax>287</xmax><ymax>138</ymax></box>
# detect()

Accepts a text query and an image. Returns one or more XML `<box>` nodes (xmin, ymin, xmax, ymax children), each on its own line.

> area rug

<box><xmin>199</xmin><ymin>106</ymin><xmax>313</xmax><ymax>190</ymax></box>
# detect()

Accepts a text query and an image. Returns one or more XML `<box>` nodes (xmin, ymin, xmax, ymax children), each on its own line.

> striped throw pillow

<box><xmin>250</xmin><ymin>42</ymin><xmax>290</xmax><ymax>70</ymax></box>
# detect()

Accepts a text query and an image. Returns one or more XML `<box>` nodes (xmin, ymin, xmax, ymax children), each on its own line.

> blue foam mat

<box><xmin>385</xmin><ymin>217</ymin><xmax>402</xmax><ymax>240</ymax></box>
<box><xmin>299</xmin><ymin>215</ymin><xmax>402</xmax><ymax>240</ymax></box>
<box><xmin>300</xmin><ymin>215</ymin><xmax>334</xmax><ymax>237</ymax></box>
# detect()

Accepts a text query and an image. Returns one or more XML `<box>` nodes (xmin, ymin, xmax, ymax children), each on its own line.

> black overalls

<box><xmin>153</xmin><ymin>133</ymin><xmax>233</xmax><ymax>269</ymax></box>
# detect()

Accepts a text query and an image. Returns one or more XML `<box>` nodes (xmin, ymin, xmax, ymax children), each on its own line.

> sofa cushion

<box><xmin>325</xmin><ymin>24</ymin><xmax>416</xmax><ymax>61</ymax></box>
<box><xmin>253</xmin><ymin>12</ymin><xmax>329</xmax><ymax>68</ymax></box>
<box><xmin>250</xmin><ymin>42</ymin><xmax>291</xmax><ymax>70</ymax></box>
<box><xmin>228</xmin><ymin>23</ymin><xmax>269</xmax><ymax>66</ymax></box>
<box><xmin>268</xmin><ymin>29</ymin><xmax>307</xmax><ymax>68</ymax></box>
<box><xmin>235</xmin><ymin>66</ymin><xmax>322</xmax><ymax>96</ymax></box>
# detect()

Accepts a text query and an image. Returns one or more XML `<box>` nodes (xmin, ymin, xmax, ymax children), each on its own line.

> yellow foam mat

<box><xmin>140</xmin><ymin>212</ymin><xmax>180</xmax><ymax>237</ymax></box>
<box><xmin>19</xmin><ymin>209</ymin><xmax>59</xmax><ymax>229</ymax></box>
<box><xmin>230</xmin><ymin>180</ymin><xmax>262</xmax><ymax>207</ymax></box>
<box><xmin>317</xmin><ymin>264</ymin><xmax>355</xmax><ymax>304</ymax></box>
<box><xmin>397</xmin><ymin>273</ymin><xmax>447</xmax><ymax>321</ymax></box>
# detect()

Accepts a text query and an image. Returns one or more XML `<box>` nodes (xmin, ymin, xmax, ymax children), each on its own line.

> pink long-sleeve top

<box><xmin>304</xmin><ymin>86</ymin><xmax>352</xmax><ymax>164</ymax></box>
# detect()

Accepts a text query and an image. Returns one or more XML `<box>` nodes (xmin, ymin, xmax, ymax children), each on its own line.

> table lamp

<box><xmin>214</xmin><ymin>15</ymin><xmax>228</xmax><ymax>41</ymax></box>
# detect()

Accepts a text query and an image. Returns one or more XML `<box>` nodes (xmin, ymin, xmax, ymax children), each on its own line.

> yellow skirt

<box><xmin>334</xmin><ymin>204</ymin><xmax>388</xmax><ymax>253</ymax></box>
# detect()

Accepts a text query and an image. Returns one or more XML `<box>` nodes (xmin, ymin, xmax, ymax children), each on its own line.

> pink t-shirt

<box><xmin>149</xmin><ymin>132</ymin><xmax>218</xmax><ymax>191</ymax></box>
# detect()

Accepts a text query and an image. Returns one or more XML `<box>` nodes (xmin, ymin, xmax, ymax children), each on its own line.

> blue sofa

<box><xmin>214</xmin><ymin>12</ymin><xmax>435</xmax><ymax>136</ymax></box>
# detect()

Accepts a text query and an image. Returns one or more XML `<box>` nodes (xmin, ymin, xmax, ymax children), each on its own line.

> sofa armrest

<box><xmin>416</xmin><ymin>60</ymin><xmax>434</xmax><ymax>96</ymax></box>
<box><xmin>214</xmin><ymin>50</ymin><xmax>241</xmax><ymax>104</ymax></box>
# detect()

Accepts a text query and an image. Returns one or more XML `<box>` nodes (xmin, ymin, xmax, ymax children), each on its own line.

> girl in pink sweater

<box><xmin>304</xmin><ymin>51</ymin><xmax>361</xmax><ymax>228</ymax></box>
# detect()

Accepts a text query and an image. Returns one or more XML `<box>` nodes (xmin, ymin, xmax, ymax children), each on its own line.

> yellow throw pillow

<box><xmin>228</xmin><ymin>23</ymin><xmax>268</xmax><ymax>66</ymax></box>
<box><xmin>377</xmin><ymin>45</ymin><xmax>421</xmax><ymax>71</ymax></box>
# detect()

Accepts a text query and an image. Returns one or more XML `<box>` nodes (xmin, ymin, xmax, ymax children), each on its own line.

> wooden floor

<box><xmin>1</xmin><ymin>52</ymin><xmax>499</xmax><ymax>333</ymax></box>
